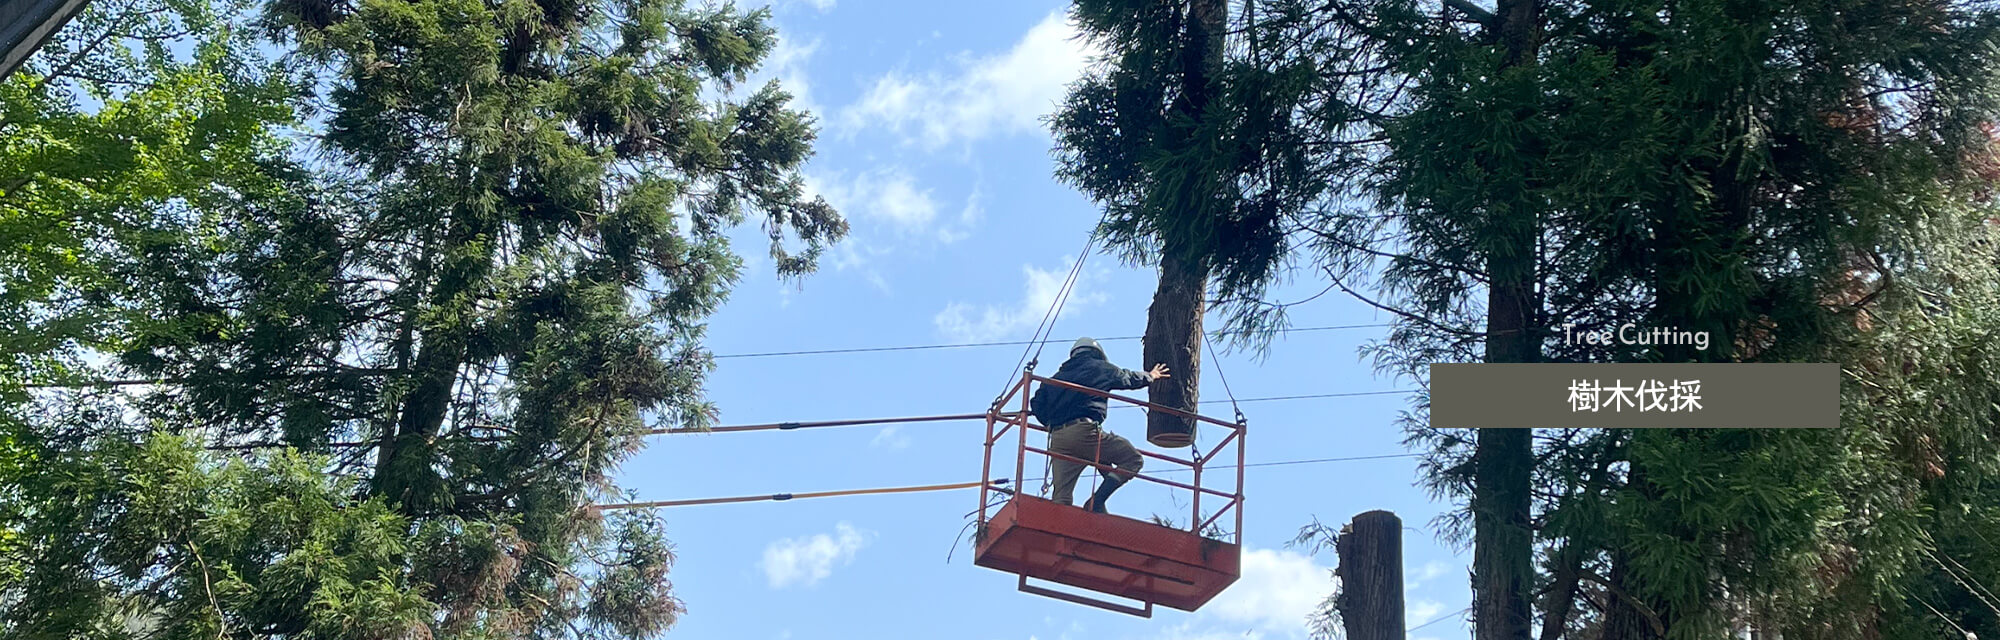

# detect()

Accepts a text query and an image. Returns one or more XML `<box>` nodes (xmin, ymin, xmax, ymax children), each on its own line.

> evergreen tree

<box><xmin>0</xmin><ymin>0</ymin><xmax>842</xmax><ymax>635</ymax></box>
<box><xmin>1053</xmin><ymin>0</ymin><xmax>1361</xmax><ymax>440</ymax></box>
<box><xmin>1060</xmin><ymin>0</ymin><xmax>2000</xmax><ymax>638</ymax></box>
<box><xmin>1319</xmin><ymin>0</ymin><xmax>2000</xmax><ymax>637</ymax></box>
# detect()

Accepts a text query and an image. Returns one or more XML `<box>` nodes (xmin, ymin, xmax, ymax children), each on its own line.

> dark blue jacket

<box><xmin>1029</xmin><ymin>351</ymin><xmax>1152</xmax><ymax>428</ymax></box>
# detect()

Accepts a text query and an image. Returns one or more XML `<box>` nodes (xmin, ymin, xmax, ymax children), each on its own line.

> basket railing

<box><xmin>977</xmin><ymin>366</ymin><xmax>1246</xmax><ymax>542</ymax></box>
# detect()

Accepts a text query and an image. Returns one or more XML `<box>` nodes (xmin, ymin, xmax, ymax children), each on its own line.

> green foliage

<box><xmin>1332</xmin><ymin>0</ymin><xmax>2000</xmax><ymax>637</ymax></box>
<box><xmin>1052</xmin><ymin>0</ymin><xmax>1362</xmax><ymax>351</ymax></box>
<box><xmin>0</xmin><ymin>0</ymin><xmax>840</xmax><ymax>635</ymax></box>
<box><xmin>8</xmin><ymin>427</ymin><xmax>432</xmax><ymax>639</ymax></box>
<box><xmin>0</xmin><ymin>0</ymin><xmax>295</xmax><ymax>386</ymax></box>
<box><xmin>1058</xmin><ymin>0</ymin><xmax>2000</xmax><ymax>638</ymax></box>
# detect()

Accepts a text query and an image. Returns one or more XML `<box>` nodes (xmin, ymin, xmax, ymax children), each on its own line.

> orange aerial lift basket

<box><xmin>973</xmin><ymin>366</ymin><xmax>1245</xmax><ymax>618</ymax></box>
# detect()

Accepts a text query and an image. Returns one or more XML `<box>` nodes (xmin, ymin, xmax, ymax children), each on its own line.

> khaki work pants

<box><xmin>1046</xmin><ymin>418</ymin><xmax>1143</xmax><ymax>505</ymax></box>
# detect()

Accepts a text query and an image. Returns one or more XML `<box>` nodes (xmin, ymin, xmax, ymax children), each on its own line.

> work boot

<box><xmin>1081</xmin><ymin>478</ymin><xmax>1124</xmax><ymax>514</ymax></box>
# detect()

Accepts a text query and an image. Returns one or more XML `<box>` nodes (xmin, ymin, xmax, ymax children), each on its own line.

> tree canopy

<box><xmin>1056</xmin><ymin>0</ymin><xmax>2000</xmax><ymax>638</ymax></box>
<box><xmin>1</xmin><ymin>0</ymin><xmax>841</xmax><ymax>635</ymax></box>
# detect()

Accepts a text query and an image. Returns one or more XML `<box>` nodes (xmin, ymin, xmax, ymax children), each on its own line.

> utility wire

<box><xmin>1409</xmin><ymin>607</ymin><xmax>1472</xmax><ymax>632</ymax></box>
<box><xmin>1916</xmin><ymin>595</ymin><xmax>1974</xmax><ymax>639</ymax></box>
<box><xmin>1203</xmin><ymin>333</ymin><xmax>1244</xmax><ymax>422</ymax></box>
<box><xmin>995</xmin><ymin>224</ymin><xmax>1104</xmax><ymax>400</ymax></box>
<box><xmin>641</xmin><ymin>390</ymin><xmax>1414</xmax><ymax>436</ymax></box>
<box><xmin>644</xmin><ymin>413</ymin><xmax>996</xmax><ymax>436</ymax></box>
<box><xmin>24</xmin><ymin>324</ymin><xmax>1394</xmax><ymax>390</ymax></box>
<box><xmin>204</xmin><ymin>390</ymin><xmax>1417</xmax><ymax>450</ymax></box>
<box><xmin>1230</xmin><ymin>389</ymin><xmax>1412</xmax><ymax>402</ymax></box>
<box><xmin>1105</xmin><ymin>389</ymin><xmax>1413</xmax><ymax>408</ymax></box>
<box><xmin>595</xmin><ymin>479</ymin><xmax>1007</xmax><ymax>510</ymax></box>
<box><xmin>1151</xmin><ymin>452</ymin><xmax>1421</xmax><ymax>474</ymax></box>
<box><xmin>1237</xmin><ymin>452</ymin><xmax>1420</xmax><ymax>467</ymax></box>
<box><xmin>711</xmin><ymin>323</ymin><xmax>1388</xmax><ymax>359</ymax></box>
<box><xmin>596</xmin><ymin>452</ymin><xmax>1419</xmax><ymax>510</ymax></box>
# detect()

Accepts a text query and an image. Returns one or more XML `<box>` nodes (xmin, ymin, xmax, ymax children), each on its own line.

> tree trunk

<box><xmin>1146</xmin><ymin>247</ymin><xmax>1204</xmax><ymax>446</ymax></box>
<box><xmin>1144</xmin><ymin>0</ymin><xmax>1226</xmax><ymax>447</ymax></box>
<box><xmin>1538</xmin><ymin>542</ymin><xmax>1583</xmax><ymax>640</ymax></box>
<box><xmin>1337</xmin><ymin>510</ymin><xmax>1407</xmax><ymax>640</ymax></box>
<box><xmin>1472</xmin><ymin>1</ymin><xmax>1542</xmax><ymax>640</ymax></box>
<box><xmin>1472</xmin><ymin>427</ymin><xmax>1534</xmax><ymax>640</ymax></box>
<box><xmin>372</xmin><ymin>322</ymin><xmax>468</xmax><ymax>512</ymax></box>
<box><xmin>1600</xmin><ymin>500</ymin><xmax>1666</xmax><ymax>640</ymax></box>
<box><xmin>371</xmin><ymin>214</ymin><xmax>487</xmax><ymax>513</ymax></box>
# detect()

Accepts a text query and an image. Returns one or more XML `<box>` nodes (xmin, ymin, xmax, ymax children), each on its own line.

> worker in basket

<box><xmin>1029</xmin><ymin>337</ymin><xmax>1170</xmax><ymax>514</ymax></box>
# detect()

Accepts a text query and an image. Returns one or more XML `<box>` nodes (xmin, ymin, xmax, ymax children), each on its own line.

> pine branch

<box><xmin>1312</xmin><ymin>227</ymin><xmax>1490</xmax><ymax>283</ymax></box>
<box><xmin>1322</xmin><ymin>266</ymin><xmax>1485</xmax><ymax>337</ymax></box>
<box><xmin>1441</xmin><ymin>0</ymin><xmax>1498</xmax><ymax>25</ymax></box>
<box><xmin>1580</xmin><ymin>570</ymin><xmax>1666</xmax><ymax>638</ymax></box>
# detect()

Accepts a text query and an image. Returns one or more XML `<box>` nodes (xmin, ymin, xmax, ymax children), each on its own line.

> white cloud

<box><xmin>748</xmin><ymin>0</ymin><xmax>833</xmax><ymax>16</ymax></box>
<box><xmin>1150</xmin><ymin>624</ymin><xmax>1267</xmax><ymax>640</ymax></box>
<box><xmin>869</xmin><ymin>425</ymin><xmax>912</xmax><ymax>450</ymax></box>
<box><xmin>1406</xmin><ymin>559</ymin><xmax>1454</xmax><ymax>591</ymax></box>
<box><xmin>763</xmin><ymin>36</ymin><xmax>821</xmax><ymax>114</ymax></box>
<box><xmin>827</xmin><ymin>238</ymin><xmax>893</xmax><ymax>294</ymax></box>
<box><xmin>937</xmin><ymin>184</ymin><xmax>984</xmax><ymax>244</ymax></box>
<box><xmin>1120</xmin><ymin>548</ymin><xmax>1333</xmax><ymax>640</ymax></box>
<box><xmin>797</xmin><ymin>169</ymin><xmax>973</xmax><ymax>290</ymax></box>
<box><xmin>807</xmin><ymin>168</ymin><xmax>939</xmax><ymax>229</ymax></box>
<box><xmin>933</xmin><ymin>258</ymin><xmax>1104</xmax><ymax>342</ymax></box>
<box><xmin>759</xmin><ymin>523</ymin><xmax>869</xmax><ymax>588</ymax></box>
<box><xmin>838</xmin><ymin>11</ymin><xmax>1100</xmax><ymax>149</ymax></box>
<box><xmin>1407</xmin><ymin>598</ymin><xmax>1446</xmax><ymax>630</ymax></box>
<box><xmin>1201</xmin><ymin>548</ymin><xmax>1338</xmax><ymax>637</ymax></box>
<box><xmin>1420</xmin><ymin>560</ymin><xmax>1451</xmax><ymax>581</ymax></box>
<box><xmin>1037</xmin><ymin>616</ymin><xmax>1086</xmax><ymax>640</ymax></box>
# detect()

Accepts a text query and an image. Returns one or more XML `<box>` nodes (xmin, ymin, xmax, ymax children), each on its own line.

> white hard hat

<box><xmin>1070</xmin><ymin>337</ymin><xmax>1104</xmax><ymax>357</ymax></box>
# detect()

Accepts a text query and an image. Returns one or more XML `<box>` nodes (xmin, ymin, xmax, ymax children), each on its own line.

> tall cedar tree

<box><xmin>1191</xmin><ymin>0</ymin><xmax>2000</xmax><ymax>639</ymax></box>
<box><xmin>1061</xmin><ymin>0</ymin><xmax>2000</xmax><ymax>638</ymax></box>
<box><xmin>1055</xmin><ymin>1</ymin><xmax>1540</xmax><ymax>631</ymax></box>
<box><xmin>1349</xmin><ymin>1</ymin><xmax>2000</xmax><ymax>638</ymax></box>
<box><xmin>1054</xmin><ymin>0</ymin><xmax>1355</xmax><ymax>442</ymax></box>
<box><xmin>0</xmin><ymin>0</ymin><xmax>843</xmax><ymax>636</ymax></box>
<box><xmin>1053</xmin><ymin>0</ymin><xmax>1222</xmax><ymax>444</ymax></box>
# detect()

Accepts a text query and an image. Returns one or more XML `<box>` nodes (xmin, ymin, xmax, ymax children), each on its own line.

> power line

<box><xmin>1105</xmin><ymin>389</ymin><xmax>1414</xmax><ymax>409</ymax></box>
<box><xmin>202</xmin><ymin>389</ymin><xmax>1419</xmax><ymax>450</ymax></box>
<box><xmin>644</xmin><ymin>413</ymin><xmax>994</xmax><ymax>436</ymax></box>
<box><xmin>593</xmin><ymin>451</ymin><xmax>1421</xmax><ymax>509</ymax></box>
<box><xmin>23</xmin><ymin>324</ymin><xmax>1396</xmax><ymax>390</ymax></box>
<box><xmin>1242</xmin><ymin>453</ymin><xmax>1419</xmax><ymax>467</ymax></box>
<box><xmin>594</xmin><ymin>479</ymin><xmax>1007</xmax><ymax>510</ymax></box>
<box><xmin>1410</xmin><ymin>607</ymin><xmax>1472</xmax><ymax>632</ymax></box>
<box><xmin>1154</xmin><ymin>452</ymin><xmax>1422</xmax><ymax>474</ymax></box>
<box><xmin>1232</xmin><ymin>389</ymin><xmax>1414</xmax><ymax>403</ymax></box>
<box><xmin>644</xmin><ymin>392</ymin><xmax>1424</xmax><ymax>438</ymax></box>
<box><xmin>711</xmin><ymin>323</ymin><xmax>1390</xmax><ymax>359</ymax></box>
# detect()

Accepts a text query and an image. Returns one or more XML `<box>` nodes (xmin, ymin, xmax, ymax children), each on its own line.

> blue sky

<box><xmin>614</xmin><ymin>2</ymin><xmax>1475</xmax><ymax>638</ymax></box>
